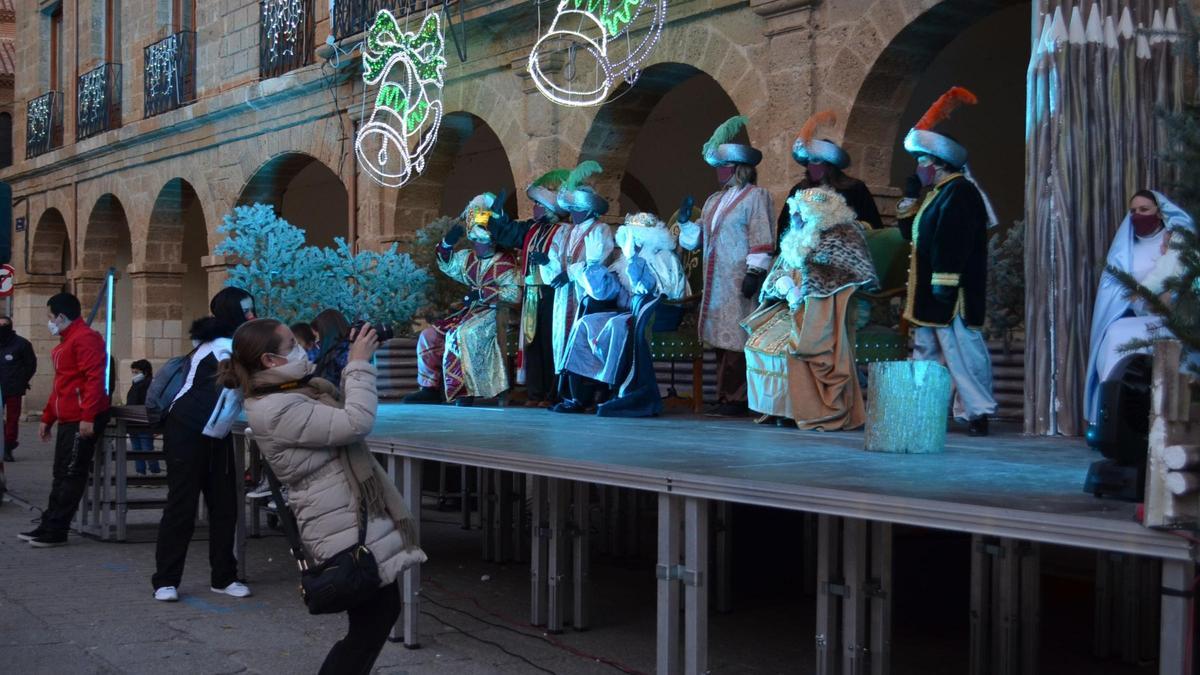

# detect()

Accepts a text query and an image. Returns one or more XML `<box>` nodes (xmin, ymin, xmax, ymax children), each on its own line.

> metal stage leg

<box><xmin>547</xmin><ymin>478</ymin><xmax>571</xmax><ymax>633</ymax></box>
<box><xmin>969</xmin><ymin>535</ymin><xmax>1039</xmax><ymax>675</ymax></box>
<box><xmin>514</xmin><ymin>474</ymin><xmax>528</xmax><ymax>564</ymax></box>
<box><xmin>656</xmin><ymin>493</ymin><xmax>682</xmax><ymax>675</ymax></box>
<box><xmin>626</xmin><ymin>488</ymin><xmax>639</xmax><ymax>558</ymax></box>
<box><xmin>573</xmin><ymin>481</ymin><xmax>590</xmax><ymax>631</ymax></box>
<box><xmin>496</xmin><ymin>471</ymin><xmax>513</xmax><ymax>562</ymax></box>
<box><xmin>815</xmin><ymin>517</ymin><xmax>893</xmax><ymax>675</ymax></box>
<box><xmin>460</xmin><ymin>465</ymin><xmax>471</xmax><ymax>530</ymax></box>
<box><xmin>1159</xmin><ymin>558</ymin><xmax>1194</xmax><ymax>675</ymax></box>
<box><xmin>480</xmin><ymin>469</ymin><xmax>494</xmax><ymax>561</ymax></box>
<box><xmin>803</xmin><ymin>513</ymin><xmax>818</xmax><ymax>596</ymax></box>
<box><xmin>715</xmin><ymin>501</ymin><xmax>732</xmax><ymax>614</ymax></box>
<box><xmin>388</xmin><ymin>455</ymin><xmax>423</xmax><ymax>648</ymax></box>
<box><xmin>530</xmin><ymin>476</ymin><xmax>549</xmax><ymax>627</ymax></box>
<box><xmin>684</xmin><ymin>497</ymin><xmax>710</xmax><ymax>675</ymax></box>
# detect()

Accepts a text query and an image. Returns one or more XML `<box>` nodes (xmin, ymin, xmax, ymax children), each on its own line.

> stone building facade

<box><xmin>2</xmin><ymin>0</ymin><xmax>1032</xmax><ymax>410</ymax></box>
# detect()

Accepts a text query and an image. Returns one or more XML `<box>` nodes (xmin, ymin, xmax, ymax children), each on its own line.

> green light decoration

<box><xmin>356</xmin><ymin>10</ymin><xmax>447</xmax><ymax>188</ymax></box>
<box><xmin>569</xmin><ymin>0</ymin><xmax>644</xmax><ymax>38</ymax></box>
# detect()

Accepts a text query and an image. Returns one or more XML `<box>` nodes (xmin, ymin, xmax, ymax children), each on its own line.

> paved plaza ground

<box><xmin>0</xmin><ymin>420</ymin><xmax>1160</xmax><ymax>674</ymax></box>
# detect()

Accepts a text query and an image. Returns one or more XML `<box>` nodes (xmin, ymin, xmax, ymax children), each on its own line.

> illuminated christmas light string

<box><xmin>528</xmin><ymin>0</ymin><xmax>667</xmax><ymax>107</ymax></box>
<box><xmin>262</xmin><ymin>0</ymin><xmax>306</xmax><ymax>59</ymax></box>
<box><xmin>146</xmin><ymin>35</ymin><xmax>179</xmax><ymax>101</ymax></box>
<box><xmin>78</xmin><ymin>67</ymin><xmax>107</xmax><ymax>129</ymax></box>
<box><xmin>354</xmin><ymin>10</ymin><xmax>447</xmax><ymax>188</ymax></box>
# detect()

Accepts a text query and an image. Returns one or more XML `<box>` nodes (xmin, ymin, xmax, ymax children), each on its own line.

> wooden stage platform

<box><xmin>359</xmin><ymin>405</ymin><xmax>1192</xmax><ymax>675</ymax></box>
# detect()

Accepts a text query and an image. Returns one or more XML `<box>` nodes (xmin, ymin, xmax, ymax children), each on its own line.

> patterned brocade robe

<box><xmin>517</xmin><ymin>219</ymin><xmax>563</xmax><ymax>385</ymax></box>
<box><xmin>431</xmin><ymin>247</ymin><xmax>521</xmax><ymax>400</ymax></box>
<box><xmin>541</xmin><ymin>219</ymin><xmax>616</xmax><ymax>371</ymax></box>
<box><xmin>691</xmin><ymin>185</ymin><xmax>775</xmax><ymax>351</ymax></box>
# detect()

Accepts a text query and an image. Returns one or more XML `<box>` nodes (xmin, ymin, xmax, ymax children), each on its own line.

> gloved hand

<box><xmin>773</xmin><ymin>274</ymin><xmax>797</xmax><ymax>298</ymax></box>
<box><xmin>584</xmin><ymin>228</ymin><xmax>608</xmax><ymax>264</ymax></box>
<box><xmin>904</xmin><ymin>174</ymin><xmax>923</xmax><ymax>199</ymax></box>
<box><xmin>678</xmin><ymin>195</ymin><xmax>695</xmax><ymax>223</ymax></box>
<box><xmin>932</xmin><ymin>284</ymin><xmax>957</xmax><ymax>305</ymax></box>
<box><xmin>550</xmin><ymin>272</ymin><xmax>570</xmax><ymax>288</ymax></box>
<box><xmin>443</xmin><ymin>222</ymin><xmax>466</xmax><ymax>246</ymax></box>
<box><xmin>527</xmin><ymin>251</ymin><xmax>550</xmax><ymax>267</ymax></box>
<box><xmin>742</xmin><ymin>269</ymin><xmax>766</xmax><ymax>300</ymax></box>
<box><xmin>678</xmin><ymin>222</ymin><xmax>702</xmax><ymax>251</ymax></box>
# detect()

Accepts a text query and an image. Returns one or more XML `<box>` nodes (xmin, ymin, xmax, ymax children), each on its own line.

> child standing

<box><xmin>127</xmin><ymin>359</ymin><xmax>160</xmax><ymax>475</ymax></box>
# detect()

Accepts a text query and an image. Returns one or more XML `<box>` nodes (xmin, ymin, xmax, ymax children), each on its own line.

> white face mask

<box><xmin>48</xmin><ymin>315</ymin><xmax>66</xmax><ymax>336</ymax></box>
<box><xmin>131</xmin><ymin>373</ymin><xmax>146</xmax><ymax>384</ymax></box>
<box><xmin>284</xmin><ymin>344</ymin><xmax>307</xmax><ymax>365</ymax></box>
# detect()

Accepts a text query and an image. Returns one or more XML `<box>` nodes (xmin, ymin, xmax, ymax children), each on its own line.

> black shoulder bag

<box><xmin>263</xmin><ymin>465</ymin><xmax>382</xmax><ymax>615</ymax></box>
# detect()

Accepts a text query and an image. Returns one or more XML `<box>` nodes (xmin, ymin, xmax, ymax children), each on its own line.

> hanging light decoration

<box><xmin>355</xmin><ymin>9</ymin><xmax>447</xmax><ymax>188</ymax></box>
<box><xmin>262</xmin><ymin>0</ymin><xmax>307</xmax><ymax>59</ymax></box>
<box><xmin>528</xmin><ymin>0</ymin><xmax>667</xmax><ymax>107</ymax></box>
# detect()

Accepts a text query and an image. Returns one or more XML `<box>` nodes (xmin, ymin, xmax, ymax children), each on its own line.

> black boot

<box><xmin>549</xmin><ymin>399</ymin><xmax>589</xmax><ymax>414</ymax></box>
<box><xmin>968</xmin><ymin>416</ymin><xmax>989</xmax><ymax>437</ymax></box>
<box><xmin>454</xmin><ymin>396</ymin><xmax>475</xmax><ymax>408</ymax></box>
<box><xmin>402</xmin><ymin>387</ymin><xmax>445</xmax><ymax>404</ymax></box>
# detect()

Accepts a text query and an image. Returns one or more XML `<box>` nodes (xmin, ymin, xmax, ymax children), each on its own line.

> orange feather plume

<box><xmin>914</xmin><ymin>87</ymin><xmax>978</xmax><ymax>131</ymax></box>
<box><xmin>798</xmin><ymin>110</ymin><xmax>837</xmax><ymax>144</ymax></box>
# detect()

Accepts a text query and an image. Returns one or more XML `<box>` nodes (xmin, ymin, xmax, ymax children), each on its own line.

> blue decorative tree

<box><xmin>214</xmin><ymin>203</ymin><xmax>431</xmax><ymax>329</ymax></box>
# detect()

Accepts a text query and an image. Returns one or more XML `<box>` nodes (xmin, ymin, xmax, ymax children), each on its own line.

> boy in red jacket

<box><xmin>19</xmin><ymin>293</ymin><xmax>111</xmax><ymax>547</ymax></box>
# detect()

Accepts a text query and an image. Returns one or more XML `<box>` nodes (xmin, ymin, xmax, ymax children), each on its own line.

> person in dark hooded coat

<box><xmin>151</xmin><ymin>287</ymin><xmax>257</xmax><ymax>602</ymax></box>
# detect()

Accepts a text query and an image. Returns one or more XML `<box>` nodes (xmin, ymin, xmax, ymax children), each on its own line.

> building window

<box><xmin>0</xmin><ymin>113</ymin><xmax>12</xmax><ymax>168</ymax></box>
<box><xmin>173</xmin><ymin>0</ymin><xmax>194</xmax><ymax>32</ymax></box>
<box><xmin>50</xmin><ymin>6</ymin><xmax>64</xmax><ymax>91</ymax></box>
<box><xmin>105</xmin><ymin>0</ymin><xmax>122</xmax><ymax>63</ymax></box>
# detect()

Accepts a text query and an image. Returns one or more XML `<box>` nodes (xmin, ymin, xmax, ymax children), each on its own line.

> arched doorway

<box><xmin>81</xmin><ymin>194</ymin><xmax>133</xmax><ymax>390</ymax></box>
<box><xmin>237</xmin><ymin>153</ymin><xmax>349</xmax><ymax>249</ymax></box>
<box><xmin>147</xmin><ymin>178</ymin><xmax>209</xmax><ymax>351</ymax></box>
<box><xmin>579</xmin><ymin>63</ymin><xmax>742</xmax><ymax>219</ymax></box>
<box><xmin>30</xmin><ymin>207</ymin><xmax>71</xmax><ymax>279</ymax></box>
<box><xmin>395</xmin><ymin>112</ymin><xmax>518</xmax><ymax>233</ymax></box>
<box><xmin>844</xmin><ymin>0</ymin><xmax>1030</xmax><ymax>220</ymax></box>
<box><xmin>23</xmin><ymin>208</ymin><xmax>73</xmax><ymax>408</ymax></box>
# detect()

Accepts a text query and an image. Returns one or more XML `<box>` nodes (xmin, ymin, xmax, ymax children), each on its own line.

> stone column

<box><xmin>201</xmin><ymin>254</ymin><xmax>230</xmax><ymax>301</ymax></box>
<box><xmin>128</xmin><ymin>262</ymin><xmax>188</xmax><ymax>363</ymax></box>
<box><xmin>13</xmin><ymin>275</ymin><xmax>69</xmax><ymax>416</ymax></box>
<box><xmin>512</xmin><ymin>56</ymin><xmax>568</xmax><ymax>221</ymax></box>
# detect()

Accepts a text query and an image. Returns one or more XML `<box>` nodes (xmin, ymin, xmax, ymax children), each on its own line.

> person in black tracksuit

<box><xmin>126</xmin><ymin>359</ymin><xmax>159</xmax><ymax>475</ymax></box>
<box><xmin>151</xmin><ymin>287</ymin><xmax>256</xmax><ymax>601</ymax></box>
<box><xmin>0</xmin><ymin>316</ymin><xmax>37</xmax><ymax>462</ymax></box>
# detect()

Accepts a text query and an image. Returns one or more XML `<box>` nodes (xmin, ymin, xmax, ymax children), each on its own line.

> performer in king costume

<box><xmin>552</xmin><ymin>213</ymin><xmax>688</xmax><ymax>416</ymax></box>
<box><xmin>743</xmin><ymin>187</ymin><xmax>878</xmax><ymax>430</ymax></box>
<box><xmin>678</xmin><ymin>116</ymin><xmax>775</xmax><ymax>417</ymax></box>
<box><xmin>779</xmin><ymin>110</ymin><xmax>882</xmax><ymax>241</ymax></box>
<box><xmin>403</xmin><ymin>193</ymin><xmax>521</xmax><ymax>405</ymax></box>
<box><xmin>539</xmin><ymin>162</ymin><xmax>616</xmax><ymax>390</ymax></box>
<box><xmin>517</xmin><ymin>169</ymin><xmax>570</xmax><ymax>407</ymax></box>
<box><xmin>897</xmin><ymin>87</ymin><xmax>999</xmax><ymax>436</ymax></box>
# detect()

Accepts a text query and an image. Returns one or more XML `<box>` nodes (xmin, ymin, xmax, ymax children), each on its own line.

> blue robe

<box><xmin>1084</xmin><ymin>191</ymin><xmax>1194</xmax><ymax>423</ymax></box>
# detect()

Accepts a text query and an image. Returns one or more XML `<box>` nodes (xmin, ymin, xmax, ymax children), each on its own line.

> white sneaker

<box><xmin>245</xmin><ymin>479</ymin><xmax>272</xmax><ymax>499</ymax></box>
<box><xmin>154</xmin><ymin>586</ymin><xmax>179</xmax><ymax>602</ymax></box>
<box><xmin>211</xmin><ymin>581</ymin><xmax>252</xmax><ymax>598</ymax></box>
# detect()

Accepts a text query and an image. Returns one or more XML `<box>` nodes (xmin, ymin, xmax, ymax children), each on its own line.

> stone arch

<box><xmin>392</xmin><ymin>111</ymin><xmax>518</xmax><ymax>237</ymax></box>
<box><xmin>147</xmin><ymin>178</ymin><xmax>210</xmax><ymax>351</ymax></box>
<box><xmin>236</xmin><ymin>152</ymin><xmax>350</xmax><ymax>249</ymax></box>
<box><xmin>78</xmin><ymin>193</ymin><xmax>134</xmax><ymax>378</ymax></box>
<box><xmin>30</xmin><ymin>207</ymin><xmax>71</xmax><ymax>276</ymax></box>
<box><xmin>840</xmin><ymin>0</ymin><xmax>1030</xmax><ymax>190</ymax></box>
<box><xmin>576</xmin><ymin>63</ymin><xmax>742</xmax><ymax>219</ymax></box>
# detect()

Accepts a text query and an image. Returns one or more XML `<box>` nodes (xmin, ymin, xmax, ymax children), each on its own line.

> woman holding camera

<box><xmin>221</xmin><ymin>319</ymin><xmax>425</xmax><ymax>674</ymax></box>
<box><xmin>312</xmin><ymin>309</ymin><xmax>353</xmax><ymax>384</ymax></box>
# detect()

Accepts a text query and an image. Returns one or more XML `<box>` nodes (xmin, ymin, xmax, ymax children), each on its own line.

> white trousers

<box><xmin>912</xmin><ymin>317</ymin><xmax>998</xmax><ymax>421</ymax></box>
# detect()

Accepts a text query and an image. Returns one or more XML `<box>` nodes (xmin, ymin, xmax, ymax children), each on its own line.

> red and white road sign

<box><xmin>0</xmin><ymin>264</ymin><xmax>15</xmax><ymax>297</ymax></box>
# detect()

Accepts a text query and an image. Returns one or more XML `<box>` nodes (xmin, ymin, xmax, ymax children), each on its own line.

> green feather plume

<box><xmin>532</xmin><ymin>169</ymin><xmax>570</xmax><ymax>190</ymax></box>
<box><xmin>564</xmin><ymin>161</ymin><xmax>603</xmax><ymax>192</ymax></box>
<box><xmin>703</xmin><ymin>115</ymin><xmax>748</xmax><ymax>157</ymax></box>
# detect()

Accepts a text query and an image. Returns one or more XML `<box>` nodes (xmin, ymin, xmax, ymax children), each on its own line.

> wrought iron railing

<box><xmin>144</xmin><ymin>31</ymin><xmax>197</xmax><ymax>118</ymax></box>
<box><xmin>332</xmin><ymin>0</ymin><xmax>446</xmax><ymax>40</ymax></box>
<box><xmin>26</xmin><ymin>91</ymin><xmax>64</xmax><ymax>159</ymax></box>
<box><xmin>260</xmin><ymin>0</ymin><xmax>315</xmax><ymax>78</ymax></box>
<box><xmin>76</xmin><ymin>63</ymin><xmax>122</xmax><ymax>141</ymax></box>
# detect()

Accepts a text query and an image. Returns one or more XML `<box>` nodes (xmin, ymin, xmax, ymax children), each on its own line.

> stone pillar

<box><xmin>751</xmin><ymin>0</ymin><xmax>818</xmax><ymax>209</ymax></box>
<box><xmin>13</xmin><ymin>275</ymin><xmax>69</xmax><ymax>417</ymax></box>
<box><xmin>128</xmin><ymin>262</ymin><xmax>188</xmax><ymax>364</ymax></box>
<box><xmin>512</xmin><ymin>56</ymin><xmax>568</xmax><ymax>221</ymax></box>
<box><xmin>201</xmin><ymin>254</ymin><xmax>230</xmax><ymax>301</ymax></box>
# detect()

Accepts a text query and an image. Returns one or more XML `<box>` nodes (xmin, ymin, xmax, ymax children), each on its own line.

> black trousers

<box><xmin>525</xmin><ymin>286</ymin><xmax>557</xmax><ymax>402</ymax></box>
<box><xmin>714</xmin><ymin>348</ymin><xmax>747</xmax><ymax>404</ymax></box>
<box><xmin>319</xmin><ymin>581</ymin><xmax>401</xmax><ymax>675</ymax></box>
<box><xmin>41</xmin><ymin>413</ymin><xmax>111</xmax><ymax>535</ymax></box>
<box><xmin>567</xmin><ymin>372</ymin><xmax>610</xmax><ymax>407</ymax></box>
<box><xmin>152</xmin><ymin>416</ymin><xmax>239</xmax><ymax>590</ymax></box>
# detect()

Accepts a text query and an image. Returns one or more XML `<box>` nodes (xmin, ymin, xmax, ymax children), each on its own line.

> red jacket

<box><xmin>41</xmin><ymin>318</ymin><xmax>110</xmax><ymax>425</ymax></box>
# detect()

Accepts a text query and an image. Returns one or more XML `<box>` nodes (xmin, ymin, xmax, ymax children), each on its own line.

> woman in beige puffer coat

<box><xmin>219</xmin><ymin>318</ymin><xmax>425</xmax><ymax>675</ymax></box>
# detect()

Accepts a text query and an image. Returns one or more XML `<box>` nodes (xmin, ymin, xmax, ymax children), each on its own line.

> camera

<box><xmin>351</xmin><ymin>319</ymin><xmax>395</xmax><ymax>343</ymax></box>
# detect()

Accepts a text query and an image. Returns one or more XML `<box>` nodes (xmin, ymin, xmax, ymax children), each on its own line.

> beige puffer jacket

<box><xmin>244</xmin><ymin>360</ymin><xmax>425</xmax><ymax>585</ymax></box>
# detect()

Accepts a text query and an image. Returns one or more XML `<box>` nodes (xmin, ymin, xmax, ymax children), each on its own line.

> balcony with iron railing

<box><xmin>76</xmin><ymin>63</ymin><xmax>122</xmax><ymax>141</ymax></box>
<box><xmin>144</xmin><ymin>31</ymin><xmax>197</xmax><ymax>118</ymax></box>
<box><xmin>260</xmin><ymin>0</ymin><xmax>315</xmax><ymax>78</ymax></box>
<box><xmin>26</xmin><ymin>91</ymin><xmax>64</xmax><ymax>159</ymax></box>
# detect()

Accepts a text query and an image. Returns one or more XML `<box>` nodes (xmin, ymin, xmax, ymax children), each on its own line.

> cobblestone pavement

<box><xmin>0</xmin><ymin>421</ymin><xmax>669</xmax><ymax>675</ymax></box>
